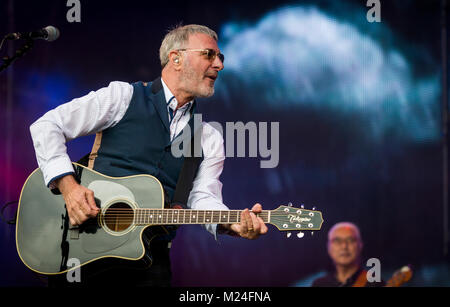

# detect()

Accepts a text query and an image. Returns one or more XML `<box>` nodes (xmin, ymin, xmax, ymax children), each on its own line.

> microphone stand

<box><xmin>0</xmin><ymin>37</ymin><xmax>34</xmax><ymax>73</ymax></box>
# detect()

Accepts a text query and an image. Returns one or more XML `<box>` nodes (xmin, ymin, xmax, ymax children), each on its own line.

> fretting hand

<box><xmin>222</xmin><ymin>203</ymin><xmax>268</xmax><ymax>239</ymax></box>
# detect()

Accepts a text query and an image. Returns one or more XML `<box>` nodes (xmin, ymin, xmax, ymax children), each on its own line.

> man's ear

<box><xmin>169</xmin><ymin>51</ymin><xmax>182</xmax><ymax>69</ymax></box>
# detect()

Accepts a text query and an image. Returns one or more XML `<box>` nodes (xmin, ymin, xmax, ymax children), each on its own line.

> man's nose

<box><xmin>213</xmin><ymin>56</ymin><xmax>224</xmax><ymax>71</ymax></box>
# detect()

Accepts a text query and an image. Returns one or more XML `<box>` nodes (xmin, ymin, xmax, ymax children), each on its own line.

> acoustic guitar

<box><xmin>16</xmin><ymin>163</ymin><xmax>324</xmax><ymax>275</ymax></box>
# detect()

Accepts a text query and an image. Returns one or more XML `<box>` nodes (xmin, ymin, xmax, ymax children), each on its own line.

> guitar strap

<box><xmin>352</xmin><ymin>270</ymin><xmax>368</xmax><ymax>287</ymax></box>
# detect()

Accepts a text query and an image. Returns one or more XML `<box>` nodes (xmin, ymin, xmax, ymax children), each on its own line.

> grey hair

<box><xmin>159</xmin><ymin>24</ymin><xmax>218</xmax><ymax>68</ymax></box>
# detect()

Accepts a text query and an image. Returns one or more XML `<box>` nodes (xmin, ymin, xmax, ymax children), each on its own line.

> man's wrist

<box><xmin>55</xmin><ymin>174</ymin><xmax>77</xmax><ymax>194</ymax></box>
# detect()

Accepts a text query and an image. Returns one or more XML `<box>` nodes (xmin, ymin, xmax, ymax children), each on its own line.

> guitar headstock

<box><xmin>386</xmin><ymin>265</ymin><xmax>413</xmax><ymax>287</ymax></box>
<box><xmin>270</xmin><ymin>203</ymin><xmax>324</xmax><ymax>238</ymax></box>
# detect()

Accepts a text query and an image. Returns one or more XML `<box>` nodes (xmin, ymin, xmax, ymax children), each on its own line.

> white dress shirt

<box><xmin>29</xmin><ymin>79</ymin><xmax>229</xmax><ymax>238</ymax></box>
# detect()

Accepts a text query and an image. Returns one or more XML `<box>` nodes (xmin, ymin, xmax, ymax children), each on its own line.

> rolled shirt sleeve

<box><xmin>29</xmin><ymin>81</ymin><xmax>134</xmax><ymax>186</ymax></box>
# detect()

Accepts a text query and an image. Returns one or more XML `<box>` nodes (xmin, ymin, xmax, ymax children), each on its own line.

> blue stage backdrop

<box><xmin>0</xmin><ymin>0</ymin><xmax>449</xmax><ymax>286</ymax></box>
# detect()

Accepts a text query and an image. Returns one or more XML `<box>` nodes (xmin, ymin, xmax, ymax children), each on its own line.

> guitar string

<box><xmin>98</xmin><ymin>212</ymin><xmax>272</xmax><ymax>214</ymax></box>
<box><xmin>96</xmin><ymin>214</ymin><xmax>308</xmax><ymax>220</ymax></box>
<box><xmin>97</xmin><ymin>209</ymin><xmax>308</xmax><ymax>211</ymax></box>
<box><xmin>98</xmin><ymin>215</ymin><xmax>313</xmax><ymax>218</ymax></box>
<box><xmin>97</xmin><ymin>212</ymin><xmax>315</xmax><ymax>219</ymax></box>
<box><xmin>97</xmin><ymin>211</ymin><xmax>315</xmax><ymax>218</ymax></box>
<box><xmin>96</xmin><ymin>211</ymin><xmax>305</xmax><ymax>214</ymax></box>
<box><xmin>95</xmin><ymin>210</ymin><xmax>318</xmax><ymax>222</ymax></box>
<box><xmin>97</xmin><ymin>217</ymin><xmax>315</xmax><ymax>224</ymax></box>
<box><xmin>99</xmin><ymin>217</ymin><xmax>313</xmax><ymax>219</ymax></box>
<box><xmin>99</xmin><ymin>217</ymin><xmax>311</xmax><ymax>221</ymax></box>
<box><xmin>97</xmin><ymin>212</ymin><xmax>313</xmax><ymax>216</ymax></box>
<box><xmin>97</xmin><ymin>221</ymin><xmax>314</xmax><ymax>224</ymax></box>
<box><xmin>98</xmin><ymin>216</ymin><xmax>310</xmax><ymax>221</ymax></box>
<box><xmin>98</xmin><ymin>214</ymin><xmax>313</xmax><ymax>218</ymax></box>
<box><xmin>95</xmin><ymin>210</ymin><xmax>307</xmax><ymax>214</ymax></box>
<box><xmin>97</xmin><ymin>212</ymin><xmax>312</xmax><ymax>215</ymax></box>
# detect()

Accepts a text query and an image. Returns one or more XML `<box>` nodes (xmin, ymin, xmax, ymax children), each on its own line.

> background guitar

<box><xmin>385</xmin><ymin>265</ymin><xmax>413</xmax><ymax>287</ymax></box>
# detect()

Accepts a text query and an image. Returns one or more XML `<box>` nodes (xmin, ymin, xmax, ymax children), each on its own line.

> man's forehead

<box><xmin>330</xmin><ymin>226</ymin><xmax>357</xmax><ymax>238</ymax></box>
<box><xmin>187</xmin><ymin>33</ymin><xmax>220</xmax><ymax>50</ymax></box>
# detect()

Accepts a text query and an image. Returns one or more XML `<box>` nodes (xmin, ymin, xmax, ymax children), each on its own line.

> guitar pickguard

<box><xmin>81</xmin><ymin>180</ymin><xmax>137</xmax><ymax>254</ymax></box>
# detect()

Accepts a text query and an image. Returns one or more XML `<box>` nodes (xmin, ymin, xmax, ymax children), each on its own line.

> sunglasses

<box><xmin>177</xmin><ymin>48</ymin><xmax>225</xmax><ymax>64</ymax></box>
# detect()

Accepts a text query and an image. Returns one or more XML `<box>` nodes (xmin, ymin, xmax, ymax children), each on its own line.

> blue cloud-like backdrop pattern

<box><xmin>216</xmin><ymin>5</ymin><xmax>440</xmax><ymax>142</ymax></box>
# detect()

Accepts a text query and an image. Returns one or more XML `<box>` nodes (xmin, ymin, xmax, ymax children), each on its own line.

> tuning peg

<box><xmin>288</xmin><ymin>202</ymin><xmax>293</xmax><ymax>207</ymax></box>
<box><xmin>287</xmin><ymin>232</ymin><xmax>292</xmax><ymax>238</ymax></box>
<box><xmin>297</xmin><ymin>232</ymin><xmax>305</xmax><ymax>238</ymax></box>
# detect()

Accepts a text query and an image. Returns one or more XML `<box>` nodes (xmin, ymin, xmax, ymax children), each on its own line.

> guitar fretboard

<box><xmin>132</xmin><ymin>209</ymin><xmax>270</xmax><ymax>225</ymax></box>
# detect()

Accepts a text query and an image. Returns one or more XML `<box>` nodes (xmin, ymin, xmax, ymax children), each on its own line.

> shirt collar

<box><xmin>161</xmin><ymin>78</ymin><xmax>193</xmax><ymax>112</ymax></box>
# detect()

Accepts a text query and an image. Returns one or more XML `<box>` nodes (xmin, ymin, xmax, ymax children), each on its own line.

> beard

<box><xmin>196</xmin><ymin>85</ymin><xmax>215</xmax><ymax>98</ymax></box>
<box><xmin>180</xmin><ymin>62</ymin><xmax>215</xmax><ymax>98</ymax></box>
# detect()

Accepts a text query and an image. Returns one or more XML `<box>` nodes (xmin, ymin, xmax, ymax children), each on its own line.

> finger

<box><xmin>75</xmin><ymin>210</ymin><xmax>87</xmax><ymax>225</ymax></box>
<box><xmin>258</xmin><ymin>217</ymin><xmax>268</xmax><ymax>234</ymax></box>
<box><xmin>75</xmin><ymin>198</ymin><xmax>89</xmax><ymax>223</ymax></box>
<box><xmin>85</xmin><ymin>190</ymin><xmax>99</xmax><ymax>216</ymax></box>
<box><xmin>69</xmin><ymin>217</ymin><xmax>77</xmax><ymax>226</ymax></box>
<box><xmin>251</xmin><ymin>203</ymin><xmax>262</xmax><ymax>213</ymax></box>
<box><xmin>78</xmin><ymin>199</ymin><xmax>89</xmax><ymax>216</ymax></box>
<box><xmin>69</xmin><ymin>208</ymin><xmax>81</xmax><ymax>226</ymax></box>
<box><xmin>66</xmin><ymin>201</ymin><xmax>80</xmax><ymax>226</ymax></box>
<box><xmin>244</xmin><ymin>209</ymin><xmax>253</xmax><ymax>231</ymax></box>
<box><xmin>230</xmin><ymin>222</ymin><xmax>242</xmax><ymax>235</ymax></box>
<box><xmin>240</xmin><ymin>209</ymin><xmax>249</xmax><ymax>233</ymax></box>
<box><xmin>249</xmin><ymin>212</ymin><xmax>260</xmax><ymax>234</ymax></box>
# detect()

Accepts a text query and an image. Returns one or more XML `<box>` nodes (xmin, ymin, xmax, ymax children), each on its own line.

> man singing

<box><xmin>30</xmin><ymin>24</ymin><xmax>268</xmax><ymax>287</ymax></box>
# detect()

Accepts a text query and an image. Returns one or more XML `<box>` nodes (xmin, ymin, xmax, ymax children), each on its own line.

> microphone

<box><xmin>5</xmin><ymin>26</ymin><xmax>60</xmax><ymax>42</ymax></box>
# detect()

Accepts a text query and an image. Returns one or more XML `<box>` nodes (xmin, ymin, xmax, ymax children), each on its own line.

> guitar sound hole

<box><xmin>103</xmin><ymin>202</ymin><xmax>134</xmax><ymax>232</ymax></box>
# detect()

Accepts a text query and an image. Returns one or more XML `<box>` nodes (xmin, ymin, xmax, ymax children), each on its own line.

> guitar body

<box><xmin>16</xmin><ymin>163</ymin><xmax>166</xmax><ymax>275</ymax></box>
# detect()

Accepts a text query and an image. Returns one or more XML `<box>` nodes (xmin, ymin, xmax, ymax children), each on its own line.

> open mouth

<box><xmin>206</xmin><ymin>75</ymin><xmax>217</xmax><ymax>81</ymax></box>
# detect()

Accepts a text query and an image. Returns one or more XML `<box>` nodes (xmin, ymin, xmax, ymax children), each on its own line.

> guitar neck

<box><xmin>133</xmin><ymin>209</ymin><xmax>270</xmax><ymax>226</ymax></box>
<box><xmin>101</xmin><ymin>205</ymin><xmax>323</xmax><ymax>231</ymax></box>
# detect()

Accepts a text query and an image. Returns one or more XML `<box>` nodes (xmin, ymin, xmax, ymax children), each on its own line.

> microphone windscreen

<box><xmin>44</xmin><ymin>26</ymin><xmax>60</xmax><ymax>42</ymax></box>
